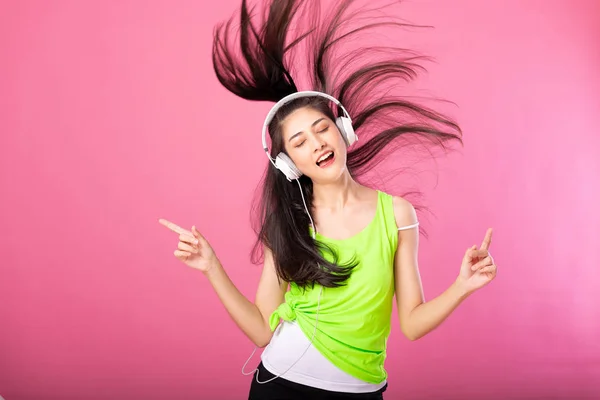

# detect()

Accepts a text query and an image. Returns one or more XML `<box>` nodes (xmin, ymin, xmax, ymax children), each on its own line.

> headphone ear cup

<box><xmin>275</xmin><ymin>152</ymin><xmax>302</xmax><ymax>181</ymax></box>
<box><xmin>336</xmin><ymin>116</ymin><xmax>357</xmax><ymax>146</ymax></box>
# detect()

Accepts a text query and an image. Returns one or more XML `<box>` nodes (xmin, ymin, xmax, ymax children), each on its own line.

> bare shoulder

<box><xmin>391</xmin><ymin>195</ymin><xmax>418</xmax><ymax>229</ymax></box>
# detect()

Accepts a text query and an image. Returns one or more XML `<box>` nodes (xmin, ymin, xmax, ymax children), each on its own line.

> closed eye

<box><xmin>295</xmin><ymin>140</ymin><xmax>306</xmax><ymax>148</ymax></box>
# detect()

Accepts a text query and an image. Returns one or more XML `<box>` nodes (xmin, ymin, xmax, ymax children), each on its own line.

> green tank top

<box><xmin>268</xmin><ymin>190</ymin><xmax>398</xmax><ymax>384</ymax></box>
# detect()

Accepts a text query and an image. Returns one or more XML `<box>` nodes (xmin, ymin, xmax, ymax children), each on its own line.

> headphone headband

<box><xmin>261</xmin><ymin>91</ymin><xmax>352</xmax><ymax>156</ymax></box>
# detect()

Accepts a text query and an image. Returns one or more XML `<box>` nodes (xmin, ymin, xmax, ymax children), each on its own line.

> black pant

<box><xmin>248</xmin><ymin>362</ymin><xmax>387</xmax><ymax>400</ymax></box>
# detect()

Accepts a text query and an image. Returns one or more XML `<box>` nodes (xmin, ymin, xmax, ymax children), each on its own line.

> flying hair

<box><xmin>212</xmin><ymin>0</ymin><xmax>463</xmax><ymax>288</ymax></box>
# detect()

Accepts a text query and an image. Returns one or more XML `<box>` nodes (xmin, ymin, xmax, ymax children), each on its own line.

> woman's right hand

<box><xmin>159</xmin><ymin>218</ymin><xmax>219</xmax><ymax>274</ymax></box>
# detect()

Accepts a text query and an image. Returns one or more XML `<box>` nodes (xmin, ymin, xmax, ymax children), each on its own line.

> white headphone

<box><xmin>261</xmin><ymin>91</ymin><xmax>358</xmax><ymax>181</ymax></box>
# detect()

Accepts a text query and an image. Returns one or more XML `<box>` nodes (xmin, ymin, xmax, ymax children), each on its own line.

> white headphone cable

<box><xmin>241</xmin><ymin>178</ymin><xmax>323</xmax><ymax>384</ymax></box>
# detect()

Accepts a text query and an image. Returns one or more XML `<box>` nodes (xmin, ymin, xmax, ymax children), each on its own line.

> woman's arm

<box><xmin>204</xmin><ymin>246</ymin><xmax>287</xmax><ymax>347</ymax></box>
<box><xmin>392</xmin><ymin>197</ymin><xmax>471</xmax><ymax>341</ymax></box>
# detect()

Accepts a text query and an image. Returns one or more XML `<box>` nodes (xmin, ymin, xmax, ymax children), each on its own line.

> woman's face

<box><xmin>279</xmin><ymin>106</ymin><xmax>349</xmax><ymax>183</ymax></box>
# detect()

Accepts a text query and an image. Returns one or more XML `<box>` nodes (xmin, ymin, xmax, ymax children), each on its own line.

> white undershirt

<box><xmin>260</xmin><ymin>320</ymin><xmax>387</xmax><ymax>393</ymax></box>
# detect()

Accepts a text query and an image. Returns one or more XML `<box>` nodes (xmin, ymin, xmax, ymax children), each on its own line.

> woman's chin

<box><xmin>307</xmin><ymin>164</ymin><xmax>346</xmax><ymax>183</ymax></box>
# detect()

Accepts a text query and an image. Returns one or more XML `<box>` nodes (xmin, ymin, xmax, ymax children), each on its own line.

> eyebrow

<box><xmin>288</xmin><ymin>118</ymin><xmax>326</xmax><ymax>142</ymax></box>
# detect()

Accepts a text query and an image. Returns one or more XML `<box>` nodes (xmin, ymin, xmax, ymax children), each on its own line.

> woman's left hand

<box><xmin>457</xmin><ymin>228</ymin><xmax>497</xmax><ymax>295</ymax></box>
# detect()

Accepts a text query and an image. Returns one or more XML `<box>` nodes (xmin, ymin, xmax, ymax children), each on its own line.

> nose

<box><xmin>311</xmin><ymin>133</ymin><xmax>326</xmax><ymax>152</ymax></box>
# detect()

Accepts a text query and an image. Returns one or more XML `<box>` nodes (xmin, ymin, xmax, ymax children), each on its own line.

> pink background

<box><xmin>1</xmin><ymin>0</ymin><xmax>599</xmax><ymax>399</ymax></box>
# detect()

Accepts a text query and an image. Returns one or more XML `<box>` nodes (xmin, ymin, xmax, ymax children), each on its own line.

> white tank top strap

<box><xmin>397</xmin><ymin>221</ymin><xmax>419</xmax><ymax>231</ymax></box>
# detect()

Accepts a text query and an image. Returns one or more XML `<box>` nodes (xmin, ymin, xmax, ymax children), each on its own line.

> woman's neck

<box><xmin>311</xmin><ymin>171</ymin><xmax>363</xmax><ymax>211</ymax></box>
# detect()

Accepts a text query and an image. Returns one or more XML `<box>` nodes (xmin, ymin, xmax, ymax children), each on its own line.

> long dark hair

<box><xmin>212</xmin><ymin>0</ymin><xmax>462</xmax><ymax>289</ymax></box>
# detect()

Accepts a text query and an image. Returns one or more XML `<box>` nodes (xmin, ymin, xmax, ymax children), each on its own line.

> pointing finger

<box><xmin>159</xmin><ymin>218</ymin><xmax>192</xmax><ymax>236</ymax></box>
<box><xmin>480</xmin><ymin>228</ymin><xmax>493</xmax><ymax>251</ymax></box>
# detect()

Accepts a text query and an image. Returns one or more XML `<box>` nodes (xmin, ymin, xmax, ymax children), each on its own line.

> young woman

<box><xmin>160</xmin><ymin>0</ymin><xmax>498</xmax><ymax>398</ymax></box>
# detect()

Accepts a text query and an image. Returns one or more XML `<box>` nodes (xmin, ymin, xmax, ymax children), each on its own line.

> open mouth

<box><xmin>316</xmin><ymin>151</ymin><xmax>335</xmax><ymax>168</ymax></box>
